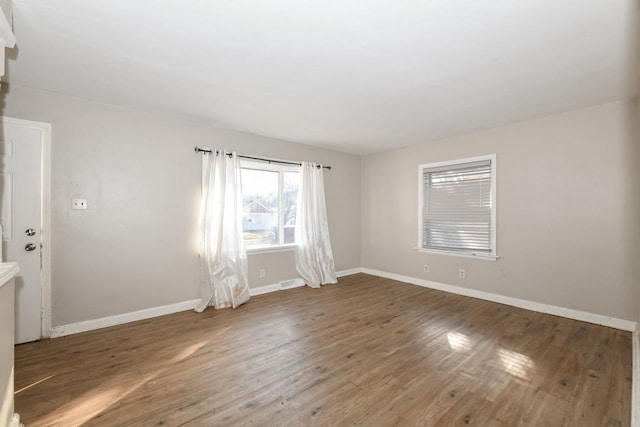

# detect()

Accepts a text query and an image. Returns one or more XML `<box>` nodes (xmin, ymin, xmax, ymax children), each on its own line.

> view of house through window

<box><xmin>241</xmin><ymin>162</ymin><xmax>299</xmax><ymax>248</ymax></box>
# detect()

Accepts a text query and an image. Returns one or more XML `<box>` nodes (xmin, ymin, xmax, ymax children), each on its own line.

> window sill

<box><xmin>247</xmin><ymin>244</ymin><xmax>296</xmax><ymax>255</ymax></box>
<box><xmin>416</xmin><ymin>247</ymin><xmax>499</xmax><ymax>261</ymax></box>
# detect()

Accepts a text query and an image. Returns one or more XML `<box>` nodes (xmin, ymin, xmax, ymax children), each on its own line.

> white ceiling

<box><xmin>6</xmin><ymin>0</ymin><xmax>638</xmax><ymax>155</ymax></box>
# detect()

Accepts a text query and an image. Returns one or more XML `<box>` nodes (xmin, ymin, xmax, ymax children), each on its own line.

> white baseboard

<box><xmin>336</xmin><ymin>268</ymin><xmax>363</xmax><ymax>277</ymax></box>
<box><xmin>249</xmin><ymin>283</ymin><xmax>281</xmax><ymax>296</ymax></box>
<box><xmin>249</xmin><ymin>268</ymin><xmax>360</xmax><ymax>296</ymax></box>
<box><xmin>50</xmin><ymin>268</ymin><xmax>362</xmax><ymax>338</ymax></box>
<box><xmin>49</xmin><ymin>267</ymin><xmax>634</xmax><ymax>339</ymax></box>
<box><xmin>50</xmin><ymin>299</ymin><xmax>200</xmax><ymax>338</ymax></box>
<box><xmin>632</xmin><ymin>330</ymin><xmax>639</xmax><ymax>427</ymax></box>
<box><xmin>9</xmin><ymin>413</ymin><xmax>20</xmax><ymax>427</ymax></box>
<box><xmin>360</xmin><ymin>267</ymin><xmax>637</xmax><ymax>332</ymax></box>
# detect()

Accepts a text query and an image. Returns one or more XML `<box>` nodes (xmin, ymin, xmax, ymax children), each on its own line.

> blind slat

<box><xmin>422</xmin><ymin>159</ymin><xmax>493</xmax><ymax>252</ymax></box>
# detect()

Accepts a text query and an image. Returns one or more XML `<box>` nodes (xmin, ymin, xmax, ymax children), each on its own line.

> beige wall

<box><xmin>1</xmin><ymin>84</ymin><xmax>361</xmax><ymax>326</ymax></box>
<box><xmin>1</xmin><ymin>82</ymin><xmax>636</xmax><ymax>326</ymax></box>
<box><xmin>362</xmin><ymin>100</ymin><xmax>640</xmax><ymax>321</ymax></box>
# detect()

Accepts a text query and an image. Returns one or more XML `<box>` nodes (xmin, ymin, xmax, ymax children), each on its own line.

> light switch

<box><xmin>72</xmin><ymin>198</ymin><xmax>87</xmax><ymax>210</ymax></box>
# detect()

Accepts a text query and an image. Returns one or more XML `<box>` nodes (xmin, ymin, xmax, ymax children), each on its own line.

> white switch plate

<box><xmin>72</xmin><ymin>198</ymin><xmax>87</xmax><ymax>210</ymax></box>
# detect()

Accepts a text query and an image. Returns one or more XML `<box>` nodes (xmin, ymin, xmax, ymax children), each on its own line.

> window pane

<box><xmin>424</xmin><ymin>166</ymin><xmax>491</xmax><ymax>251</ymax></box>
<box><xmin>283</xmin><ymin>172</ymin><xmax>299</xmax><ymax>244</ymax></box>
<box><xmin>241</xmin><ymin>169</ymin><xmax>278</xmax><ymax>247</ymax></box>
<box><xmin>421</xmin><ymin>159</ymin><xmax>494</xmax><ymax>255</ymax></box>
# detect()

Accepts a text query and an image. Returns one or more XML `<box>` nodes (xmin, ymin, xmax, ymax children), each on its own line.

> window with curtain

<box><xmin>240</xmin><ymin>161</ymin><xmax>299</xmax><ymax>249</ymax></box>
<box><xmin>418</xmin><ymin>155</ymin><xmax>497</xmax><ymax>259</ymax></box>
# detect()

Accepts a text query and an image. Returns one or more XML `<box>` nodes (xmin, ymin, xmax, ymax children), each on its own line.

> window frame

<box><xmin>240</xmin><ymin>160</ymin><xmax>299</xmax><ymax>254</ymax></box>
<box><xmin>417</xmin><ymin>154</ymin><xmax>498</xmax><ymax>260</ymax></box>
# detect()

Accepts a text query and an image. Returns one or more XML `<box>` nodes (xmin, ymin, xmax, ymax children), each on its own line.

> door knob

<box><xmin>25</xmin><ymin>228</ymin><xmax>36</xmax><ymax>236</ymax></box>
<box><xmin>25</xmin><ymin>243</ymin><xmax>37</xmax><ymax>252</ymax></box>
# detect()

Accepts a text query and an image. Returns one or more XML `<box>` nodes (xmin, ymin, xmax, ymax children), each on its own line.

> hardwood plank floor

<box><xmin>14</xmin><ymin>274</ymin><xmax>632</xmax><ymax>426</ymax></box>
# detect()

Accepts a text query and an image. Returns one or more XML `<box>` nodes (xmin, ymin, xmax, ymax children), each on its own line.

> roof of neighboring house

<box><xmin>243</xmin><ymin>201</ymin><xmax>273</xmax><ymax>214</ymax></box>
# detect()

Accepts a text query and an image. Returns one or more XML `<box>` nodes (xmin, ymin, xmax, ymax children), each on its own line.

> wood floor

<box><xmin>15</xmin><ymin>274</ymin><xmax>632</xmax><ymax>426</ymax></box>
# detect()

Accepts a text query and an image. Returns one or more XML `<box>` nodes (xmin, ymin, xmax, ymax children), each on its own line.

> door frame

<box><xmin>1</xmin><ymin>116</ymin><xmax>52</xmax><ymax>339</ymax></box>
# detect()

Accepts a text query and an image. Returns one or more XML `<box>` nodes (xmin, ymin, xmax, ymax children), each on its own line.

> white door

<box><xmin>1</xmin><ymin>121</ymin><xmax>43</xmax><ymax>344</ymax></box>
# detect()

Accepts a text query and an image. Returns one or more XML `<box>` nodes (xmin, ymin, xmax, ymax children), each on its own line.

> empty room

<box><xmin>0</xmin><ymin>1</ymin><xmax>638</xmax><ymax>426</ymax></box>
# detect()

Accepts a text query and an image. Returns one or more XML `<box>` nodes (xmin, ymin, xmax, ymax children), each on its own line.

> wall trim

<box><xmin>50</xmin><ymin>267</ymin><xmax>633</xmax><ymax>339</ymax></box>
<box><xmin>336</xmin><ymin>268</ymin><xmax>363</xmax><ymax>277</ymax></box>
<box><xmin>248</xmin><ymin>269</ymin><xmax>361</xmax><ymax>296</ymax></box>
<box><xmin>0</xmin><ymin>3</ymin><xmax>15</xmax><ymax>49</ymax></box>
<box><xmin>9</xmin><ymin>413</ymin><xmax>20</xmax><ymax>427</ymax></box>
<box><xmin>50</xmin><ymin>268</ymin><xmax>362</xmax><ymax>337</ymax></box>
<box><xmin>1</xmin><ymin>117</ymin><xmax>53</xmax><ymax>340</ymax></box>
<box><xmin>360</xmin><ymin>268</ymin><xmax>637</xmax><ymax>332</ymax></box>
<box><xmin>50</xmin><ymin>299</ymin><xmax>200</xmax><ymax>338</ymax></box>
<box><xmin>632</xmin><ymin>330</ymin><xmax>639</xmax><ymax>427</ymax></box>
<box><xmin>249</xmin><ymin>284</ymin><xmax>280</xmax><ymax>296</ymax></box>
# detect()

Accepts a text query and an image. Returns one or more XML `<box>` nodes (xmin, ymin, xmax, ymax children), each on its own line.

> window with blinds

<box><xmin>418</xmin><ymin>155</ymin><xmax>496</xmax><ymax>258</ymax></box>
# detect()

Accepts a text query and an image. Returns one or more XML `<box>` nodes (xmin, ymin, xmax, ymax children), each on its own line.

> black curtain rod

<box><xmin>194</xmin><ymin>147</ymin><xmax>331</xmax><ymax>170</ymax></box>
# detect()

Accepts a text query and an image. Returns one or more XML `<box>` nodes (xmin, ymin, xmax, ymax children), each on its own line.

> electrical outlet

<box><xmin>458</xmin><ymin>269</ymin><xmax>465</xmax><ymax>279</ymax></box>
<box><xmin>71</xmin><ymin>198</ymin><xmax>87</xmax><ymax>210</ymax></box>
<box><xmin>424</xmin><ymin>264</ymin><xmax>429</xmax><ymax>273</ymax></box>
<box><xmin>259</xmin><ymin>269</ymin><xmax>266</xmax><ymax>278</ymax></box>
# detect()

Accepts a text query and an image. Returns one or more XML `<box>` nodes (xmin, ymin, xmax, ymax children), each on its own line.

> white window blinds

<box><xmin>421</xmin><ymin>159</ymin><xmax>493</xmax><ymax>254</ymax></box>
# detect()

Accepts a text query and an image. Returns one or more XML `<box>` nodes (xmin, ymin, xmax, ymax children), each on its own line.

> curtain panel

<box><xmin>295</xmin><ymin>162</ymin><xmax>337</xmax><ymax>288</ymax></box>
<box><xmin>196</xmin><ymin>150</ymin><xmax>251</xmax><ymax>311</ymax></box>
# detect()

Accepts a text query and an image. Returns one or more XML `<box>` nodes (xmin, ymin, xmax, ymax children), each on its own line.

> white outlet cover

<box><xmin>72</xmin><ymin>198</ymin><xmax>88</xmax><ymax>210</ymax></box>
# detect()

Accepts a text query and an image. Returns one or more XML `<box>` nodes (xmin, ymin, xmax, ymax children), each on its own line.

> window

<box><xmin>241</xmin><ymin>161</ymin><xmax>299</xmax><ymax>250</ymax></box>
<box><xmin>418</xmin><ymin>155</ymin><xmax>497</xmax><ymax>259</ymax></box>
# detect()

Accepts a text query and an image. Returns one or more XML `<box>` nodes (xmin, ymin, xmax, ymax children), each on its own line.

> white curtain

<box><xmin>295</xmin><ymin>162</ymin><xmax>337</xmax><ymax>288</ymax></box>
<box><xmin>196</xmin><ymin>150</ymin><xmax>251</xmax><ymax>312</ymax></box>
